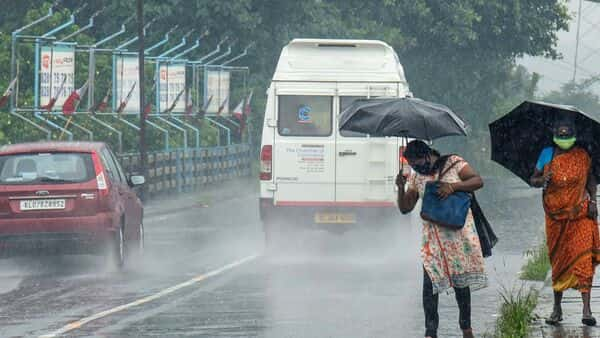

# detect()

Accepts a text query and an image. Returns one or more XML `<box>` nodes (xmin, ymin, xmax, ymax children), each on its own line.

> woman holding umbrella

<box><xmin>530</xmin><ymin>119</ymin><xmax>600</xmax><ymax>326</ymax></box>
<box><xmin>396</xmin><ymin>140</ymin><xmax>487</xmax><ymax>338</ymax></box>
<box><xmin>340</xmin><ymin>97</ymin><xmax>491</xmax><ymax>338</ymax></box>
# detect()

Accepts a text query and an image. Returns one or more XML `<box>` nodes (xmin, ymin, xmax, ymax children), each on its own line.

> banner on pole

<box><xmin>40</xmin><ymin>45</ymin><xmax>75</xmax><ymax>109</ymax></box>
<box><xmin>205</xmin><ymin>69</ymin><xmax>230</xmax><ymax>116</ymax></box>
<box><xmin>159</xmin><ymin>63</ymin><xmax>186</xmax><ymax>113</ymax></box>
<box><xmin>114</xmin><ymin>55</ymin><xmax>140</xmax><ymax>113</ymax></box>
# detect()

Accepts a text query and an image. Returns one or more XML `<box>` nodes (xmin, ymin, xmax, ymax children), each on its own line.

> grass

<box><xmin>520</xmin><ymin>243</ymin><xmax>551</xmax><ymax>281</ymax></box>
<box><xmin>494</xmin><ymin>284</ymin><xmax>539</xmax><ymax>338</ymax></box>
<box><xmin>490</xmin><ymin>241</ymin><xmax>550</xmax><ymax>337</ymax></box>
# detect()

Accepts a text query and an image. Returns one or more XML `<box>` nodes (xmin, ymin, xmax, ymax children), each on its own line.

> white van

<box><xmin>259</xmin><ymin>39</ymin><xmax>411</xmax><ymax>240</ymax></box>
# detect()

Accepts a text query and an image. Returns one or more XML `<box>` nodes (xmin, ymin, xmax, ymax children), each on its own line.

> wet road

<box><xmin>0</xmin><ymin>179</ymin><xmax>544</xmax><ymax>337</ymax></box>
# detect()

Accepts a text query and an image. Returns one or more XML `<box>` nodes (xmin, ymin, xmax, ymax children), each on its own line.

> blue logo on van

<box><xmin>297</xmin><ymin>105</ymin><xmax>312</xmax><ymax>124</ymax></box>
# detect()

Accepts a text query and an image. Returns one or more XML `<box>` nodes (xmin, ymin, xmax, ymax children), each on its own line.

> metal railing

<box><xmin>117</xmin><ymin>143</ymin><xmax>252</xmax><ymax>199</ymax></box>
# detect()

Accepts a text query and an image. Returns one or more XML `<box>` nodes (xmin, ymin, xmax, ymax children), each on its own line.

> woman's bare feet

<box><xmin>545</xmin><ymin>306</ymin><xmax>563</xmax><ymax>326</ymax></box>
<box><xmin>582</xmin><ymin>292</ymin><xmax>596</xmax><ymax>326</ymax></box>
<box><xmin>582</xmin><ymin>314</ymin><xmax>597</xmax><ymax>326</ymax></box>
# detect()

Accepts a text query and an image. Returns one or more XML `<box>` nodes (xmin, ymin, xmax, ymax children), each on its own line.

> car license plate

<box><xmin>315</xmin><ymin>212</ymin><xmax>356</xmax><ymax>224</ymax></box>
<box><xmin>20</xmin><ymin>199</ymin><xmax>66</xmax><ymax>211</ymax></box>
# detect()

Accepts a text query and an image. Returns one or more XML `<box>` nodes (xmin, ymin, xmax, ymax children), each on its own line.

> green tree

<box><xmin>1</xmin><ymin>0</ymin><xmax>572</xmax><ymax>162</ymax></box>
<box><xmin>542</xmin><ymin>77</ymin><xmax>600</xmax><ymax>116</ymax></box>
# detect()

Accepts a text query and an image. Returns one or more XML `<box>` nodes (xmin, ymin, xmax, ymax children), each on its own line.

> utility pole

<box><xmin>137</xmin><ymin>0</ymin><xmax>147</xmax><ymax>200</ymax></box>
<box><xmin>573</xmin><ymin>0</ymin><xmax>583</xmax><ymax>82</ymax></box>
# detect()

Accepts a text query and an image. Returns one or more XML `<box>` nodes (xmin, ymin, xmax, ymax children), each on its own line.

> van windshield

<box><xmin>278</xmin><ymin>95</ymin><xmax>332</xmax><ymax>137</ymax></box>
<box><xmin>0</xmin><ymin>152</ymin><xmax>95</xmax><ymax>185</ymax></box>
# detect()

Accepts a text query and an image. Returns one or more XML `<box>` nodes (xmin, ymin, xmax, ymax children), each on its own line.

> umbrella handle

<box><xmin>400</xmin><ymin>135</ymin><xmax>407</xmax><ymax>176</ymax></box>
<box><xmin>401</xmin><ymin>154</ymin><xmax>404</xmax><ymax>173</ymax></box>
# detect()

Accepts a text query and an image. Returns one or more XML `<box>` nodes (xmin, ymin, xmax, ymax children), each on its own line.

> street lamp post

<box><xmin>137</xmin><ymin>0</ymin><xmax>147</xmax><ymax>200</ymax></box>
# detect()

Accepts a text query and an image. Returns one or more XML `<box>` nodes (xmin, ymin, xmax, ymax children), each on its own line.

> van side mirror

<box><xmin>128</xmin><ymin>175</ymin><xmax>145</xmax><ymax>187</ymax></box>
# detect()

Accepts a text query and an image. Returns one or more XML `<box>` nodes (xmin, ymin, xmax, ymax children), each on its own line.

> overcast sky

<box><xmin>518</xmin><ymin>0</ymin><xmax>600</xmax><ymax>95</ymax></box>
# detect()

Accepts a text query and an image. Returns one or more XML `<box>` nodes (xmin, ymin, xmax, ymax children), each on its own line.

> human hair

<box><xmin>404</xmin><ymin>140</ymin><xmax>440</xmax><ymax>160</ymax></box>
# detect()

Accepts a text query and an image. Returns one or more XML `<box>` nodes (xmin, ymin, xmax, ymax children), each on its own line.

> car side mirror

<box><xmin>128</xmin><ymin>175</ymin><xmax>145</xmax><ymax>187</ymax></box>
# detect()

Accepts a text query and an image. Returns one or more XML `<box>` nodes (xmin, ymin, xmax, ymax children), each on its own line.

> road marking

<box><xmin>39</xmin><ymin>254</ymin><xmax>259</xmax><ymax>338</ymax></box>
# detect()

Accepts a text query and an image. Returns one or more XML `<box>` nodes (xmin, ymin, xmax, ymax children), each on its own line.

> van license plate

<box><xmin>315</xmin><ymin>212</ymin><xmax>356</xmax><ymax>224</ymax></box>
<box><xmin>20</xmin><ymin>199</ymin><xmax>66</xmax><ymax>211</ymax></box>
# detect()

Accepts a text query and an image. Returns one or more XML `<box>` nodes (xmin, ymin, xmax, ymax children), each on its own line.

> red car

<box><xmin>0</xmin><ymin>141</ymin><xmax>144</xmax><ymax>268</ymax></box>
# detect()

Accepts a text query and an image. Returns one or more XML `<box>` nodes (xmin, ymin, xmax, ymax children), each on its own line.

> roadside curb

<box><xmin>529</xmin><ymin>272</ymin><xmax>600</xmax><ymax>337</ymax></box>
<box><xmin>492</xmin><ymin>245</ymin><xmax>548</xmax><ymax>338</ymax></box>
<box><xmin>528</xmin><ymin>278</ymin><xmax>551</xmax><ymax>338</ymax></box>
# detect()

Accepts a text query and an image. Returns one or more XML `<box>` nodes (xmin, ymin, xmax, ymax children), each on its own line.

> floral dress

<box><xmin>408</xmin><ymin>155</ymin><xmax>488</xmax><ymax>294</ymax></box>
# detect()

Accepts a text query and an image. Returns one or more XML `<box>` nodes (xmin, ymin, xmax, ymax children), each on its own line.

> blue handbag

<box><xmin>420</xmin><ymin>159</ymin><xmax>471</xmax><ymax>230</ymax></box>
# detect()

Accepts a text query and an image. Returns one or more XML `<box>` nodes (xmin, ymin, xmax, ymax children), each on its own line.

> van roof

<box><xmin>272</xmin><ymin>39</ymin><xmax>409</xmax><ymax>83</ymax></box>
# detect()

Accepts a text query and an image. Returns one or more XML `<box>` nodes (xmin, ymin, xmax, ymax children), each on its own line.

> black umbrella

<box><xmin>489</xmin><ymin>100</ymin><xmax>600</xmax><ymax>185</ymax></box>
<box><xmin>340</xmin><ymin>97</ymin><xmax>498</xmax><ymax>255</ymax></box>
<box><xmin>339</xmin><ymin>97</ymin><xmax>468</xmax><ymax>140</ymax></box>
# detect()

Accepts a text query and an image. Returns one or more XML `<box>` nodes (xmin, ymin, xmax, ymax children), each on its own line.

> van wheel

<box><xmin>112</xmin><ymin>226</ymin><xmax>125</xmax><ymax>269</ymax></box>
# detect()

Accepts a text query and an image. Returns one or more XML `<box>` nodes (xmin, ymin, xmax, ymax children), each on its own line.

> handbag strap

<box><xmin>438</xmin><ymin>156</ymin><xmax>464</xmax><ymax>180</ymax></box>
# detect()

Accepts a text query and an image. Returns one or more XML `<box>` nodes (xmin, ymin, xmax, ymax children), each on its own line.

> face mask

<box><xmin>553</xmin><ymin>136</ymin><xmax>576</xmax><ymax>150</ymax></box>
<box><xmin>412</xmin><ymin>158</ymin><xmax>434</xmax><ymax>175</ymax></box>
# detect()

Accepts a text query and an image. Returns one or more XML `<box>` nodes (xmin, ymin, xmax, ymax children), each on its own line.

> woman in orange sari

<box><xmin>530</xmin><ymin>119</ymin><xmax>600</xmax><ymax>326</ymax></box>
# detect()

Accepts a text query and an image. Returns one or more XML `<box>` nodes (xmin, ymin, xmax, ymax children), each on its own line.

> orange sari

<box><xmin>543</xmin><ymin>147</ymin><xmax>600</xmax><ymax>292</ymax></box>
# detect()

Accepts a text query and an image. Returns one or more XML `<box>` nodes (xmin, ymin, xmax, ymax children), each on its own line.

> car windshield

<box><xmin>0</xmin><ymin>152</ymin><xmax>95</xmax><ymax>185</ymax></box>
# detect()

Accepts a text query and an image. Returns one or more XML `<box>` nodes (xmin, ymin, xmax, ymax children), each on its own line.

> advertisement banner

<box><xmin>219</xmin><ymin>71</ymin><xmax>230</xmax><ymax>116</ymax></box>
<box><xmin>114</xmin><ymin>55</ymin><xmax>140</xmax><ymax>113</ymax></box>
<box><xmin>205</xmin><ymin>70</ymin><xmax>230</xmax><ymax>116</ymax></box>
<box><xmin>40</xmin><ymin>45</ymin><xmax>75</xmax><ymax>109</ymax></box>
<box><xmin>159</xmin><ymin>63</ymin><xmax>186</xmax><ymax>113</ymax></box>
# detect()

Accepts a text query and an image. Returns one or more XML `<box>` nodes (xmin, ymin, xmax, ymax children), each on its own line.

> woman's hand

<box><xmin>436</xmin><ymin>182</ymin><xmax>455</xmax><ymax>200</ymax></box>
<box><xmin>543</xmin><ymin>171</ymin><xmax>553</xmax><ymax>186</ymax></box>
<box><xmin>588</xmin><ymin>201</ymin><xmax>598</xmax><ymax>220</ymax></box>
<box><xmin>396</xmin><ymin>173</ymin><xmax>407</xmax><ymax>188</ymax></box>
<box><xmin>531</xmin><ymin>170</ymin><xmax>552</xmax><ymax>188</ymax></box>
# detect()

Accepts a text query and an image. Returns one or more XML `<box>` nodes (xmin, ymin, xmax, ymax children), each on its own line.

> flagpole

<box><xmin>59</xmin><ymin>116</ymin><xmax>73</xmax><ymax>140</ymax></box>
<box><xmin>59</xmin><ymin>80</ymin><xmax>88</xmax><ymax>140</ymax></box>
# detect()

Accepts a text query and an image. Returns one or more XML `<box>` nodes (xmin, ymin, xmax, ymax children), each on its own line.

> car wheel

<box><xmin>134</xmin><ymin>222</ymin><xmax>144</xmax><ymax>255</ymax></box>
<box><xmin>112</xmin><ymin>226</ymin><xmax>125</xmax><ymax>269</ymax></box>
<box><xmin>138</xmin><ymin>222</ymin><xmax>144</xmax><ymax>253</ymax></box>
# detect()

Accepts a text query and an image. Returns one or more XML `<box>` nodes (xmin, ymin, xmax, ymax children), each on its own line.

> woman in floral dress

<box><xmin>396</xmin><ymin>140</ymin><xmax>487</xmax><ymax>338</ymax></box>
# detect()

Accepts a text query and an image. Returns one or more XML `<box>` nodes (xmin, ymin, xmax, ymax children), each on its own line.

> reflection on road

<box><xmin>0</xmin><ymin>179</ymin><xmax>542</xmax><ymax>337</ymax></box>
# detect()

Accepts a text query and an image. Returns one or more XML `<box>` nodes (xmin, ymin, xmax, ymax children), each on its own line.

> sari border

<box><xmin>553</xmin><ymin>248</ymin><xmax>600</xmax><ymax>283</ymax></box>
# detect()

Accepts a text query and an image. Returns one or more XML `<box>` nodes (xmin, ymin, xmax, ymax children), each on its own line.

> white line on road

<box><xmin>39</xmin><ymin>254</ymin><xmax>260</xmax><ymax>338</ymax></box>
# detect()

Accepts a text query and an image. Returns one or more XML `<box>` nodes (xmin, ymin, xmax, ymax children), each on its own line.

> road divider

<box><xmin>39</xmin><ymin>254</ymin><xmax>260</xmax><ymax>338</ymax></box>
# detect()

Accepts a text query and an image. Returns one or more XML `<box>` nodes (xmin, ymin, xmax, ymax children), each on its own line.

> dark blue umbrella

<box><xmin>339</xmin><ymin>97</ymin><xmax>468</xmax><ymax>140</ymax></box>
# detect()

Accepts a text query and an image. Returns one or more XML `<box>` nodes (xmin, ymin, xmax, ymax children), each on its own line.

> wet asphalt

<box><xmin>0</xmin><ymin>178</ymin><xmax>544</xmax><ymax>337</ymax></box>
